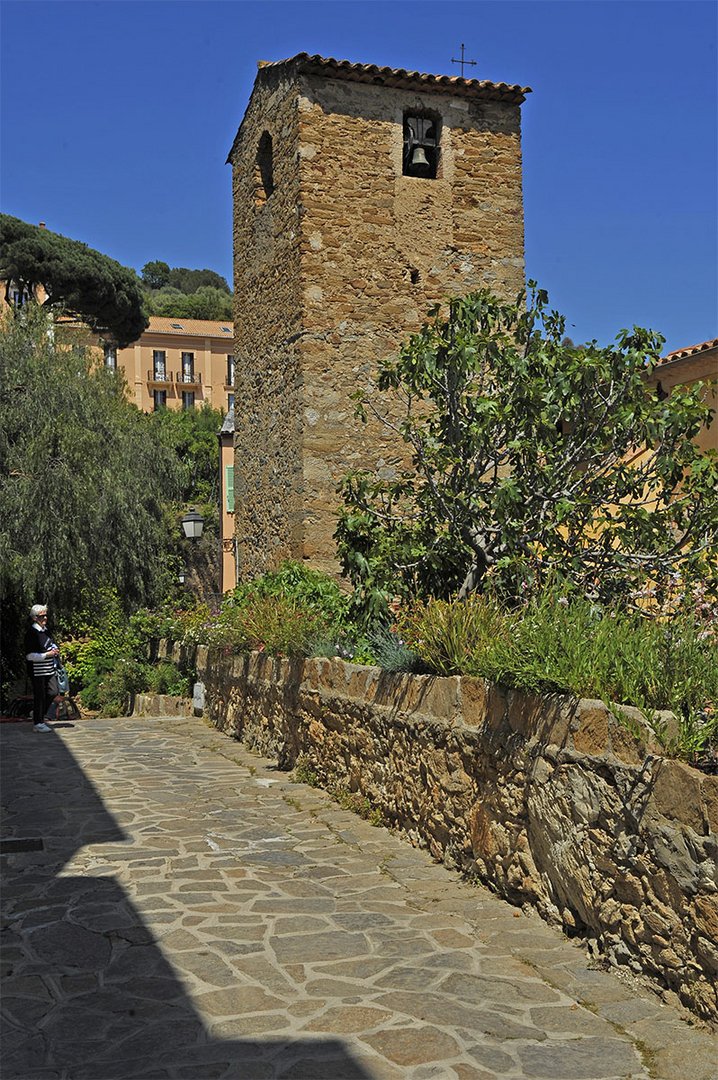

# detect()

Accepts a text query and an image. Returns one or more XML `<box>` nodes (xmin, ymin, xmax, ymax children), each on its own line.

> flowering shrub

<box><xmin>366</xmin><ymin>626</ymin><xmax>424</xmax><ymax>674</ymax></box>
<box><xmin>626</xmin><ymin>576</ymin><xmax>718</xmax><ymax>638</ymax></box>
<box><xmin>308</xmin><ymin>633</ymin><xmax>372</xmax><ymax>663</ymax></box>
<box><xmin>129</xmin><ymin>602</ymin><xmax>214</xmax><ymax>647</ymax></box>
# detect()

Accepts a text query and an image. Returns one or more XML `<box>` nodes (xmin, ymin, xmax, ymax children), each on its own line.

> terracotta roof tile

<box><xmin>145</xmin><ymin>316</ymin><xmax>234</xmax><ymax>340</ymax></box>
<box><xmin>661</xmin><ymin>338</ymin><xmax>718</xmax><ymax>364</ymax></box>
<box><xmin>257</xmin><ymin>52</ymin><xmax>531</xmax><ymax>102</ymax></box>
<box><xmin>228</xmin><ymin>53</ymin><xmax>530</xmax><ymax>163</ymax></box>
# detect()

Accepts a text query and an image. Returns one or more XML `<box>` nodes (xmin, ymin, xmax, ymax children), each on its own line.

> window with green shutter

<box><xmin>225</xmin><ymin>465</ymin><xmax>235</xmax><ymax>512</ymax></box>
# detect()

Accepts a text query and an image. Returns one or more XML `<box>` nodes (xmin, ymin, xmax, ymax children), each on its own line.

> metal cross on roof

<box><xmin>451</xmin><ymin>43</ymin><xmax>477</xmax><ymax>78</ymax></box>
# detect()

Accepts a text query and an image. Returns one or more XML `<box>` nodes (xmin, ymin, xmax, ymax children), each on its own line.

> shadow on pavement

<box><xmin>0</xmin><ymin>725</ymin><xmax>374</xmax><ymax>1079</ymax></box>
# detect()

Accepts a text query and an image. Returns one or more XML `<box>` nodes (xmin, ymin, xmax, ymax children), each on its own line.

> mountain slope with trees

<box><xmin>140</xmin><ymin>260</ymin><xmax>233</xmax><ymax>321</ymax></box>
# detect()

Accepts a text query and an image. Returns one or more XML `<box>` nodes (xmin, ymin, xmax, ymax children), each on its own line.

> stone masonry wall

<box><xmin>294</xmin><ymin>76</ymin><xmax>526</xmax><ymax>571</ymax></box>
<box><xmin>230</xmin><ymin>69</ymin><xmax>305</xmax><ymax>577</ymax></box>
<box><xmin>187</xmin><ymin>644</ymin><xmax>718</xmax><ymax>1023</ymax></box>
<box><xmin>230</xmin><ymin>66</ymin><xmax>526</xmax><ymax>577</ymax></box>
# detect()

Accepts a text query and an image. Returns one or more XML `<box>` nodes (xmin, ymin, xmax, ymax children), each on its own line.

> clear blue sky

<box><xmin>1</xmin><ymin>0</ymin><xmax>716</xmax><ymax>353</ymax></box>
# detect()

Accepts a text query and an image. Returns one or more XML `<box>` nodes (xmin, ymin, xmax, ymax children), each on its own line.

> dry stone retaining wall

<box><xmin>175</xmin><ymin>643</ymin><xmax>717</xmax><ymax>1023</ymax></box>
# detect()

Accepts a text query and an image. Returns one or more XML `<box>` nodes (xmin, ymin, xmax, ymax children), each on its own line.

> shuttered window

<box><xmin>225</xmin><ymin>465</ymin><xmax>235</xmax><ymax>512</ymax></box>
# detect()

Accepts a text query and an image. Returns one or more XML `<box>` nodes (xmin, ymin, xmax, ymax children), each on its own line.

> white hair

<box><xmin>30</xmin><ymin>604</ymin><xmax>47</xmax><ymax>618</ymax></box>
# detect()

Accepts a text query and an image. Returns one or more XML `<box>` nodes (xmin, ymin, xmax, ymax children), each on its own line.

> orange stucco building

<box><xmin>101</xmin><ymin>316</ymin><xmax>240</xmax><ymax>593</ymax></box>
<box><xmin>107</xmin><ymin>317</ymin><xmax>239</xmax><ymax>593</ymax></box>
<box><xmin>108</xmin><ymin>316</ymin><xmax>236</xmax><ymax>414</ymax></box>
<box><xmin>651</xmin><ymin>338</ymin><xmax>718</xmax><ymax>454</ymax></box>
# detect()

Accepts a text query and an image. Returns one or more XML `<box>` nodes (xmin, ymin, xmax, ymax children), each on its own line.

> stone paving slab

<box><xmin>1</xmin><ymin>716</ymin><xmax>715</xmax><ymax>1080</ymax></box>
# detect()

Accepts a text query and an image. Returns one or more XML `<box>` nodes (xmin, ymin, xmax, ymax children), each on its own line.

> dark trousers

<box><xmin>32</xmin><ymin>673</ymin><xmax>59</xmax><ymax>725</ymax></box>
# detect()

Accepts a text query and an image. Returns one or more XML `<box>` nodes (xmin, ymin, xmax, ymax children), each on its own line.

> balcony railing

<box><xmin>147</xmin><ymin>368</ymin><xmax>172</xmax><ymax>386</ymax></box>
<box><xmin>175</xmin><ymin>371</ymin><xmax>201</xmax><ymax>388</ymax></box>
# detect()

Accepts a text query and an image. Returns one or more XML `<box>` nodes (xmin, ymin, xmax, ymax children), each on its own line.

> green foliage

<box><xmin>141</xmin><ymin>261</ymin><xmax>171</xmax><ymax>289</ymax></box>
<box><xmin>166</xmin><ymin>267</ymin><xmax>230</xmax><ymax>294</ymax></box>
<box><xmin>61</xmin><ymin>587</ymin><xmax>145</xmax><ymax>714</ymax></box>
<box><xmin>145</xmin><ymin>661</ymin><xmax>190</xmax><ymax>696</ymax></box>
<box><xmin>0</xmin><ymin>307</ymin><xmax>181</xmax><ymax>652</ymax></box>
<box><xmin>291</xmin><ymin>754</ymin><xmax>319</xmax><ymax>787</ymax></box>
<box><xmin>333</xmin><ymin>788</ymin><xmax>385</xmax><ymax>826</ymax></box>
<box><xmin>140</xmin><ymin>262</ymin><xmax>232</xmax><ymax>320</ymax></box>
<box><xmin>81</xmin><ymin>656</ymin><xmax>150</xmax><ymax>716</ymax></box>
<box><xmin>336</xmin><ymin>284</ymin><xmax>718</xmax><ymax>620</ymax></box>
<box><xmin>229</xmin><ymin>561</ymin><xmax>349</xmax><ymax>625</ymax></box>
<box><xmin>209</xmin><ymin>562</ymin><xmax>351</xmax><ymax>658</ymax></box>
<box><xmin>145</xmin><ymin>286</ymin><xmax>233</xmax><ymax>322</ymax></box>
<box><xmin>398</xmin><ymin>589</ymin><xmax>718</xmax><ymax>765</ymax></box>
<box><xmin>146</xmin><ymin>564</ymin><xmax>354</xmax><ymax>660</ymax></box>
<box><xmin>61</xmin><ymin>588</ymin><xmax>137</xmax><ymax>688</ymax></box>
<box><xmin>126</xmin><ymin>605</ymin><xmax>174</xmax><ymax>654</ymax></box>
<box><xmin>367</xmin><ymin>626</ymin><xmax>424</xmax><ymax>674</ymax></box>
<box><xmin>655</xmin><ymin>710</ymin><xmax>718</xmax><ymax>767</ymax></box>
<box><xmin>308</xmin><ymin>632</ymin><xmax>373</xmax><ymax>664</ymax></box>
<box><xmin>147</xmin><ymin>403</ymin><xmax>223</xmax><ymax>505</ymax></box>
<box><xmin>396</xmin><ymin>594</ymin><xmax>508</xmax><ymax>677</ymax></box>
<box><xmin>135</xmin><ymin>601</ymin><xmax>214</xmax><ymax>647</ymax></box>
<box><xmin>78</xmin><ymin>657</ymin><xmax>188</xmax><ymax>717</ymax></box>
<box><xmin>59</xmin><ymin>590</ymin><xmax>192</xmax><ymax>714</ymax></box>
<box><xmin>216</xmin><ymin>595</ymin><xmax>336</xmax><ymax>657</ymax></box>
<box><xmin>0</xmin><ymin>214</ymin><xmax>148</xmax><ymax>347</ymax></box>
<box><xmin>290</xmin><ymin>755</ymin><xmax>384</xmax><ymax>824</ymax></box>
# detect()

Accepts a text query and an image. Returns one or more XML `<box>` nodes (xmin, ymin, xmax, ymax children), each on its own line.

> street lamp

<box><xmin>178</xmin><ymin>567</ymin><xmax>188</xmax><ymax>585</ymax></box>
<box><xmin>181</xmin><ymin>508</ymin><xmax>204</xmax><ymax>541</ymax></box>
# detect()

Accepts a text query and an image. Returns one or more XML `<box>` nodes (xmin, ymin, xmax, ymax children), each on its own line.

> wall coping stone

<box><xmin>132</xmin><ymin>693</ymin><xmax>192</xmax><ymax>718</ymax></box>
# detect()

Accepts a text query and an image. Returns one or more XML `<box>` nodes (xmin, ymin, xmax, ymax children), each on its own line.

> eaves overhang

<box><xmin>227</xmin><ymin>52</ymin><xmax>531</xmax><ymax>163</ymax></box>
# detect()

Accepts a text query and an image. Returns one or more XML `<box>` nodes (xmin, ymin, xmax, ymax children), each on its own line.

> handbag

<box><xmin>55</xmin><ymin>661</ymin><xmax>70</xmax><ymax>696</ymax></box>
<box><xmin>55</xmin><ymin>696</ymin><xmax>80</xmax><ymax>721</ymax></box>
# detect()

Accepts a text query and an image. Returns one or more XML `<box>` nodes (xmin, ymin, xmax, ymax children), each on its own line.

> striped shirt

<box><xmin>25</xmin><ymin>623</ymin><xmax>58</xmax><ymax>676</ymax></box>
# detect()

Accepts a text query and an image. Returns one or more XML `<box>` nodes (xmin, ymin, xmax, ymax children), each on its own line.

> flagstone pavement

<box><xmin>1</xmin><ymin>715</ymin><xmax>715</xmax><ymax>1080</ymax></box>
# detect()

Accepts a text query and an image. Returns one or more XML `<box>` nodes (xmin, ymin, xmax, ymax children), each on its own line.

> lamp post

<box><xmin>181</xmin><ymin>508</ymin><xmax>204</xmax><ymax>541</ymax></box>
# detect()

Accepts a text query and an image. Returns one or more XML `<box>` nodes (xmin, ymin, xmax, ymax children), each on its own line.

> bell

<box><xmin>411</xmin><ymin>146</ymin><xmax>430</xmax><ymax>168</ymax></box>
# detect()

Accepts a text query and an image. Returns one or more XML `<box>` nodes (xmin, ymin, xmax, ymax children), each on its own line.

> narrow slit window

<box><xmin>403</xmin><ymin>114</ymin><xmax>440</xmax><ymax>179</ymax></box>
<box><xmin>255</xmin><ymin>131</ymin><xmax>274</xmax><ymax>206</ymax></box>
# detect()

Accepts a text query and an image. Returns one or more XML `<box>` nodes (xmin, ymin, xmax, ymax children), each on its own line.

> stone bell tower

<box><xmin>228</xmin><ymin>53</ymin><xmax>530</xmax><ymax>579</ymax></box>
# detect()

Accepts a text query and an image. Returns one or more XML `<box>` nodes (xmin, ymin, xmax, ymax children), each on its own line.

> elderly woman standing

<box><xmin>25</xmin><ymin>604</ymin><xmax>61</xmax><ymax>732</ymax></box>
